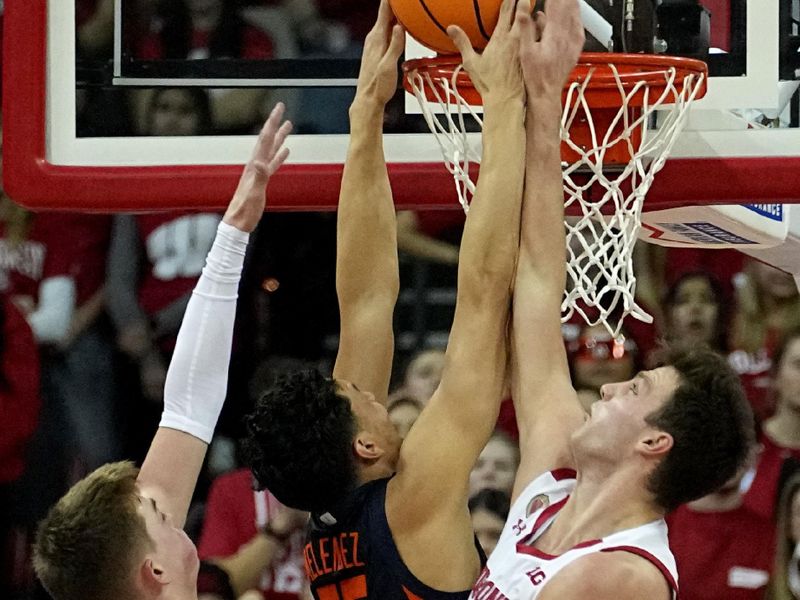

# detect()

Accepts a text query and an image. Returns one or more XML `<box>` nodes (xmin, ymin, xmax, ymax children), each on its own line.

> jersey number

<box><xmin>317</xmin><ymin>575</ymin><xmax>367</xmax><ymax>600</ymax></box>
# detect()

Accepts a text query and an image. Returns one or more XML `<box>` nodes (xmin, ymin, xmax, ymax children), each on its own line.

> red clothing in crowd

<box><xmin>134</xmin><ymin>213</ymin><xmax>220</xmax><ymax>316</ymax></box>
<box><xmin>667</xmin><ymin>502</ymin><xmax>774</xmax><ymax>600</ymax></box>
<box><xmin>0</xmin><ymin>298</ymin><xmax>40</xmax><ymax>483</ymax></box>
<box><xmin>199</xmin><ymin>469</ymin><xmax>307</xmax><ymax>600</ymax></box>
<box><xmin>744</xmin><ymin>432</ymin><xmax>800</xmax><ymax>520</ymax></box>
<box><xmin>136</xmin><ymin>20</ymin><xmax>274</xmax><ymax>60</ymax></box>
<box><xmin>314</xmin><ymin>0</ymin><xmax>378</xmax><ymax>41</ymax></box>
<box><xmin>728</xmin><ymin>345</ymin><xmax>776</xmax><ymax>425</ymax></box>
<box><xmin>0</xmin><ymin>214</ymin><xmax>110</xmax><ymax>305</ymax></box>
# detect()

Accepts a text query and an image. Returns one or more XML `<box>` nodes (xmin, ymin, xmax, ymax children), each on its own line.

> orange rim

<box><xmin>403</xmin><ymin>52</ymin><xmax>708</xmax><ymax>109</ymax></box>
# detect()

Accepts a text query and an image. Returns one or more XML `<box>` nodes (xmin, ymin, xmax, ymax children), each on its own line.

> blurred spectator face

<box><xmin>667</xmin><ymin>275</ymin><xmax>720</xmax><ymax>347</ymax></box>
<box><xmin>471</xmin><ymin>508</ymin><xmax>505</xmax><ymax>557</ymax></box>
<box><xmin>150</xmin><ymin>89</ymin><xmax>203</xmax><ymax>136</ymax></box>
<box><xmin>469</xmin><ymin>434</ymin><xmax>519</xmax><ymax>497</ymax></box>
<box><xmin>571</xmin><ymin>324</ymin><xmax>636</xmax><ymax>393</ymax></box>
<box><xmin>187</xmin><ymin>0</ymin><xmax>223</xmax><ymax>29</ymax></box>
<box><xmin>752</xmin><ymin>260</ymin><xmax>798</xmax><ymax>301</ymax></box>
<box><xmin>403</xmin><ymin>349</ymin><xmax>445</xmax><ymax>405</ymax></box>
<box><xmin>776</xmin><ymin>337</ymin><xmax>800</xmax><ymax>411</ymax></box>
<box><xmin>388</xmin><ymin>398</ymin><xmax>422</xmax><ymax>439</ymax></box>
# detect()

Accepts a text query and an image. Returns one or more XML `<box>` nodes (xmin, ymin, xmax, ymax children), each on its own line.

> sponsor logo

<box><xmin>526</xmin><ymin>494</ymin><xmax>550</xmax><ymax>517</ymax></box>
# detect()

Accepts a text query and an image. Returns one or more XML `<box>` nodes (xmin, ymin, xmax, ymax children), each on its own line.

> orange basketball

<box><xmin>390</xmin><ymin>0</ymin><xmax>535</xmax><ymax>54</ymax></box>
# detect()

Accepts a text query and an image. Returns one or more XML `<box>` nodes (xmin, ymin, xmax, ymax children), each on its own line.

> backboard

<box><xmin>4</xmin><ymin>0</ymin><xmax>800</xmax><ymax>214</ymax></box>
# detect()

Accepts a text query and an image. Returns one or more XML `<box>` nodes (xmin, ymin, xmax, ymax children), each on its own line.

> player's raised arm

<box><xmin>332</xmin><ymin>0</ymin><xmax>405</xmax><ymax>404</ymax></box>
<box><xmin>136</xmin><ymin>104</ymin><xmax>292</xmax><ymax>526</ymax></box>
<box><xmin>386</xmin><ymin>0</ymin><xmax>527</xmax><ymax>587</ymax></box>
<box><xmin>510</xmin><ymin>0</ymin><xmax>587</xmax><ymax>502</ymax></box>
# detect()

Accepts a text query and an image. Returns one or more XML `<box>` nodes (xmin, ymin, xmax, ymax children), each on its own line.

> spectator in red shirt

<box><xmin>0</xmin><ymin>197</ymin><xmax>115</xmax><ymax>472</ymax></box>
<box><xmin>0</xmin><ymin>196</ymin><xmax>114</xmax><ymax>597</ymax></box>
<box><xmin>0</xmin><ymin>298</ymin><xmax>40</xmax><ymax>485</ymax></box>
<box><xmin>0</xmin><ymin>297</ymin><xmax>40</xmax><ymax>599</ymax></box>
<box><xmin>198</xmin><ymin>468</ymin><xmax>309</xmax><ymax>599</ymax></box>
<box><xmin>667</xmin><ymin>450</ymin><xmax>774</xmax><ymax>600</ymax></box>
<box><xmin>767</xmin><ymin>472</ymin><xmax>800</xmax><ymax>600</ymax></box>
<box><xmin>745</xmin><ymin>329</ymin><xmax>800</xmax><ymax>520</ymax></box>
<box><xmin>731</xmin><ymin>260</ymin><xmax>800</xmax><ymax>422</ymax></box>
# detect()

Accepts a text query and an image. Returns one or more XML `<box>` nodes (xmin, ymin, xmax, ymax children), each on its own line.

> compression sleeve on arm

<box><xmin>159</xmin><ymin>221</ymin><xmax>249</xmax><ymax>443</ymax></box>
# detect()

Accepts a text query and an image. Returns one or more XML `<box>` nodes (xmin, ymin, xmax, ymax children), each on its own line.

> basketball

<box><xmin>390</xmin><ymin>0</ymin><xmax>535</xmax><ymax>55</ymax></box>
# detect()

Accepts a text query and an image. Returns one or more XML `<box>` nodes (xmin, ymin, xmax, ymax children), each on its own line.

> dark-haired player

<box><xmin>31</xmin><ymin>103</ymin><xmax>292</xmax><ymax>600</ymax></box>
<box><xmin>470</xmin><ymin>1</ymin><xmax>756</xmax><ymax>598</ymax></box>
<box><xmin>243</xmin><ymin>0</ymin><xmax>528</xmax><ymax>597</ymax></box>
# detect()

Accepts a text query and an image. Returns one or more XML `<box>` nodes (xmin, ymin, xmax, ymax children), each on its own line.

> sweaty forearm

<box><xmin>519</xmin><ymin>99</ymin><xmax>567</xmax><ymax>288</ymax></box>
<box><xmin>336</xmin><ymin>100</ymin><xmax>400</xmax><ymax>305</ymax></box>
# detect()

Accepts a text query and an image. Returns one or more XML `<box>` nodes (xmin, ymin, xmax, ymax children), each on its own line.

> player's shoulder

<box><xmin>537</xmin><ymin>551</ymin><xmax>672</xmax><ymax>600</ymax></box>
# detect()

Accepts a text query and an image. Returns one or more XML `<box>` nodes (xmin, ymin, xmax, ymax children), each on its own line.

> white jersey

<box><xmin>470</xmin><ymin>469</ymin><xmax>678</xmax><ymax>600</ymax></box>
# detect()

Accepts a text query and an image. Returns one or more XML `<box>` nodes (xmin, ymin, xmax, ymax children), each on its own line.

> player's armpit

<box><xmin>510</xmin><ymin>266</ymin><xmax>586</xmax><ymax>503</ymax></box>
<box><xmin>535</xmin><ymin>551</ymin><xmax>673</xmax><ymax>600</ymax></box>
<box><xmin>383</xmin><ymin>305</ymin><xmax>508</xmax><ymax>589</ymax></box>
<box><xmin>510</xmin><ymin>383</ymin><xmax>585</xmax><ymax>503</ymax></box>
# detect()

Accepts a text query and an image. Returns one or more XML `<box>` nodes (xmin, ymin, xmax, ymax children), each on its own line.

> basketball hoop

<box><xmin>404</xmin><ymin>52</ymin><xmax>708</xmax><ymax>337</ymax></box>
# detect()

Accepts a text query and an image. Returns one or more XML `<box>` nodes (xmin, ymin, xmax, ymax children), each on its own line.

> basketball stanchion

<box><xmin>404</xmin><ymin>53</ymin><xmax>708</xmax><ymax>337</ymax></box>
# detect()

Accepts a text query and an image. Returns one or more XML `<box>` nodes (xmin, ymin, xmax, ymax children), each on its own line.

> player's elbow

<box><xmin>457</xmin><ymin>255</ymin><xmax>516</xmax><ymax>306</ymax></box>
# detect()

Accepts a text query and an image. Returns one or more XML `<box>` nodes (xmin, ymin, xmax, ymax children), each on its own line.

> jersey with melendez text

<box><xmin>305</xmin><ymin>476</ymin><xmax>485</xmax><ymax>600</ymax></box>
<box><xmin>470</xmin><ymin>469</ymin><xmax>679</xmax><ymax>600</ymax></box>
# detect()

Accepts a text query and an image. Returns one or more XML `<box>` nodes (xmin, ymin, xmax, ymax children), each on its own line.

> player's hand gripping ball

<box><xmin>390</xmin><ymin>0</ymin><xmax>537</xmax><ymax>54</ymax></box>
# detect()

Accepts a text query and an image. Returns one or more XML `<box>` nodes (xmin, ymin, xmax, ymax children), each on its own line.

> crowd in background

<box><xmin>1</xmin><ymin>1</ymin><xmax>800</xmax><ymax>599</ymax></box>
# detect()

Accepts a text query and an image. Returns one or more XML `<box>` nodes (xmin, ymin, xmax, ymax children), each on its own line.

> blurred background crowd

<box><xmin>1</xmin><ymin>1</ymin><xmax>800</xmax><ymax>599</ymax></box>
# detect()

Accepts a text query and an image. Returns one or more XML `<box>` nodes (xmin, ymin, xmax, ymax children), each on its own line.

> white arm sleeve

<box><xmin>159</xmin><ymin>221</ymin><xmax>249</xmax><ymax>443</ymax></box>
<box><xmin>26</xmin><ymin>276</ymin><xmax>77</xmax><ymax>344</ymax></box>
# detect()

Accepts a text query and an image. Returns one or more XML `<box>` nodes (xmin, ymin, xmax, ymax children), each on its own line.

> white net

<box><xmin>406</xmin><ymin>57</ymin><xmax>706</xmax><ymax>337</ymax></box>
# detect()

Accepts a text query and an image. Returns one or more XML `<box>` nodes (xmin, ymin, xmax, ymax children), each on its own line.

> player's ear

<box><xmin>141</xmin><ymin>558</ymin><xmax>170</xmax><ymax>590</ymax></box>
<box><xmin>637</xmin><ymin>430</ymin><xmax>673</xmax><ymax>459</ymax></box>
<box><xmin>354</xmin><ymin>432</ymin><xmax>385</xmax><ymax>461</ymax></box>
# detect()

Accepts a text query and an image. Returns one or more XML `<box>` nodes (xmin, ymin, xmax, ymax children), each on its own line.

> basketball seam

<box><xmin>417</xmin><ymin>0</ymin><xmax>449</xmax><ymax>36</ymax></box>
<box><xmin>473</xmin><ymin>0</ymin><xmax>492</xmax><ymax>41</ymax></box>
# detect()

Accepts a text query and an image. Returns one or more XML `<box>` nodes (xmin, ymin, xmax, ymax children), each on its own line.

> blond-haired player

<box><xmin>32</xmin><ymin>103</ymin><xmax>292</xmax><ymax>600</ymax></box>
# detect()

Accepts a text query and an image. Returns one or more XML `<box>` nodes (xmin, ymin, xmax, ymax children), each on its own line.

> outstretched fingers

<box><xmin>252</xmin><ymin>103</ymin><xmax>286</xmax><ymax>162</ymax></box>
<box><xmin>447</xmin><ymin>25</ymin><xmax>477</xmax><ymax>65</ymax></box>
<box><xmin>514</xmin><ymin>0</ymin><xmax>536</xmax><ymax>39</ymax></box>
<box><xmin>498</xmin><ymin>0</ymin><xmax>520</xmax><ymax>31</ymax></box>
<box><xmin>372</xmin><ymin>0</ymin><xmax>396</xmax><ymax>41</ymax></box>
<box><xmin>267</xmin><ymin>122</ymin><xmax>293</xmax><ymax>175</ymax></box>
<box><xmin>385</xmin><ymin>24</ymin><xmax>406</xmax><ymax>63</ymax></box>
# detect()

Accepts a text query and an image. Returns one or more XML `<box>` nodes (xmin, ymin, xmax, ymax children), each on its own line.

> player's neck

<box><xmin>358</xmin><ymin>460</ymin><xmax>396</xmax><ymax>486</ymax></box>
<box><xmin>537</xmin><ymin>469</ymin><xmax>662</xmax><ymax>555</ymax></box>
<box><xmin>160</xmin><ymin>588</ymin><xmax>198</xmax><ymax>600</ymax></box>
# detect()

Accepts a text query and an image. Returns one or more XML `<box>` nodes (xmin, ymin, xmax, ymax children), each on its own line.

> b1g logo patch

<box><xmin>526</xmin><ymin>494</ymin><xmax>550</xmax><ymax>517</ymax></box>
